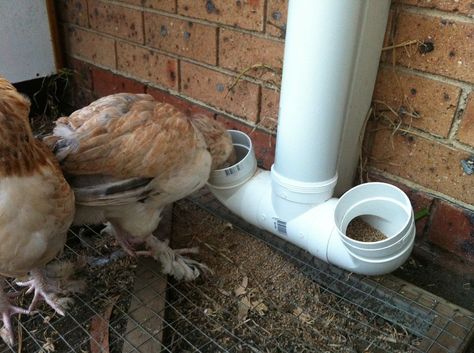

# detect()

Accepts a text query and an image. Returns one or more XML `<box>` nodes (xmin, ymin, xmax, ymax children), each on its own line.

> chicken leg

<box><xmin>15</xmin><ymin>266</ymin><xmax>84</xmax><ymax>316</ymax></box>
<box><xmin>101</xmin><ymin>222</ymin><xmax>142</xmax><ymax>257</ymax></box>
<box><xmin>105</xmin><ymin>222</ymin><xmax>210</xmax><ymax>281</ymax></box>
<box><xmin>0</xmin><ymin>280</ymin><xmax>30</xmax><ymax>346</ymax></box>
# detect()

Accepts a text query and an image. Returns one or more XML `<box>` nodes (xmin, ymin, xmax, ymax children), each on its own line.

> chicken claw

<box><xmin>0</xmin><ymin>287</ymin><xmax>30</xmax><ymax>346</ymax></box>
<box><xmin>15</xmin><ymin>268</ymin><xmax>82</xmax><ymax>316</ymax></box>
<box><xmin>139</xmin><ymin>236</ymin><xmax>212</xmax><ymax>281</ymax></box>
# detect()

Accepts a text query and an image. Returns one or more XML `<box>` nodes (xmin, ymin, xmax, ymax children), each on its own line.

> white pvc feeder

<box><xmin>207</xmin><ymin>0</ymin><xmax>415</xmax><ymax>275</ymax></box>
<box><xmin>208</xmin><ymin>134</ymin><xmax>415</xmax><ymax>275</ymax></box>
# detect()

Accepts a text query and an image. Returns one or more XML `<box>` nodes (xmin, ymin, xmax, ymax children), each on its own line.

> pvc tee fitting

<box><xmin>208</xmin><ymin>131</ymin><xmax>415</xmax><ymax>275</ymax></box>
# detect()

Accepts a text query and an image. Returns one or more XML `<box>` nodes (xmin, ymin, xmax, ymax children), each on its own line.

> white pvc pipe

<box><xmin>207</xmin><ymin>0</ymin><xmax>415</xmax><ymax>276</ymax></box>
<box><xmin>274</xmin><ymin>0</ymin><xmax>365</xmax><ymax>192</ymax></box>
<box><xmin>335</xmin><ymin>0</ymin><xmax>392</xmax><ymax>196</ymax></box>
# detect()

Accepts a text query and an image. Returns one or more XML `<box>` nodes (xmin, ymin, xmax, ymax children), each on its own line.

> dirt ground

<box><xmin>1</xmin><ymin>199</ymin><xmax>468</xmax><ymax>353</ymax></box>
<box><xmin>164</xmin><ymin>200</ymin><xmax>420</xmax><ymax>353</ymax></box>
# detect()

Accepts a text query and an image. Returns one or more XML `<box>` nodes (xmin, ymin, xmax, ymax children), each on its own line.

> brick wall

<box><xmin>54</xmin><ymin>0</ymin><xmax>474</xmax><ymax>265</ymax></box>
<box><xmin>368</xmin><ymin>1</ymin><xmax>474</xmax><ymax>265</ymax></box>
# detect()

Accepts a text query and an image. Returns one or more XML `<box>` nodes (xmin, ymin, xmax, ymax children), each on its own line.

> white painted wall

<box><xmin>0</xmin><ymin>0</ymin><xmax>57</xmax><ymax>83</ymax></box>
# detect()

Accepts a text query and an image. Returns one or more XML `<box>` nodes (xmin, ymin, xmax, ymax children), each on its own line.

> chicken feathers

<box><xmin>47</xmin><ymin>93</ymin><xmax>235</xmax><ymax>281</ymax></box>
<box><xmin>0</xmin><ymin>76</ymin><xmax>76</xmax><ymax>345</ymax></box>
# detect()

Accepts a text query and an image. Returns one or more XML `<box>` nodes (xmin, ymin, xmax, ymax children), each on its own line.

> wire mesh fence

<box><xmin>0</xmin><ymin>188</ymin><xmax>472</xmax><ymax>353</ymax></box>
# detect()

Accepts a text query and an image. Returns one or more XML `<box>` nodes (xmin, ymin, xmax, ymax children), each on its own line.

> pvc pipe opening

<box><xmin>333</xmin><ymin>183</ymin><xmax>415</xmax><ymax>262</ymax></box>
<box><xmin>208</xmin><ymin>130</ymin><xmax>257</xmax><ymax>189</ymax></box>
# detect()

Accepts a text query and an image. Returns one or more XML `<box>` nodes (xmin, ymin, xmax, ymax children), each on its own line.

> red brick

<box><xmin>427</xmin><ymin>200</ymin><xmax>474</xmax><ymax>262</ymax></box>
<box><xmin>72</xmin><ymin>86</ymin><xmax>97</xmax><ymax>109</ymax></box>
<box><xmin>144</xmin><ymin>0</ymin><xmax>176</xmax><ymax>12</ymax></box>
<box><xmin>219</xmin><ymin>29</ymin><xmax>283</xmax><ymax>83</ymax></box>
<box><xmin>458</xmin><ymin>93</ymin><xmax>474</xmax><ymax>147</ymax></box>
<box><xmin>115</xmin><ymin>0</ymin><xmax>143</xmax><ymax>6</ymax></box>
<box><xmin>66</xmin><ymin>56</ymin><xmax>93</xmax><ymax>90</ymax></box>
<box><xmin>149</xmin><ymin>85</ymin><xmax>241</xmax><ymax>120</ymax></box>
<box><xmin>367</xmin><ymin>173</ymin><xmax>434</xmax><ymax>237</ymax></box>
<box><xmin>146</xmin><ymin>86</ymin><xmax>208</xmax><ymax>116</ymax></box>
<box><xmin>266</xmin><ymin>0</ymin><xmax>288</xmax><ymax>38</ymax></box>
<box><xmin>55</xmin><ymin>0</ymin><xmax>89</xmax><ymax>27</ymax></box>
<box><xmin>91</xmin><ymin>68</ymin><xmax>146</xmax><ymax>97</ymax></box>
<box><xmin>382</xmin><ymin>11</ymin><xmax>474</xmax><ymax>83</ymax></box>
<box><xmin>88</xmin><ymin>0</ymin><xmax>144</xmax><ymax>43</ymax></box>
<box><xmin>144</xmin><ymin>13</ymin><xmax>216</xmax><ymax>64</ymax></box>
<box><xmin>373</xmin><ymin>67</ymin><xmax>461</xmax><ymax>137</ymax></box>
<box><xmin>369</xmin><ymin>126</ymin><xmax>474</xmax><ymax>205</ymax></box>
<box><xmin>177</xmin><ymin>0</ymin><xmax>265</xmax><ymax>31</ymax></box>
<box><xmin>63</xmin><ymin>25</ymin><xmax>116</xmax><ymax>68</ymax></box>
<box><xmin>394</xmin><ymin>0</ymin><xmax>474</xmax><ymax>16</ymax></box>
<box><xmin>260</xmin><ymin>87</ymin><xmax>279</xmax><ymax>131</ymax></box>
<box><xmin>65</xmin><ymin>57</ymin><xmax>95</xmax><ymax>108</ymax></box>
<box><xmin>180</xmin><ymin>62</ymin><xmax>259</xmax><ymax>121</ymax></box>
<box><xmin>117</xmin><ymin>41</ymin><xmax>178</xmax><ymax>90</ymax></box>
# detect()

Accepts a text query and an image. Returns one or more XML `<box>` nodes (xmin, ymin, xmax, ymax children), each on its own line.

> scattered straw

<box><xmin>226</xmin><ymin>63</ymin><xmax>281</xmax><ymax>97</ymax></box>
<box><xmin>381</xmin><ymin>40</ymin><xmax>420</xmax><ymax>52</ymax></box>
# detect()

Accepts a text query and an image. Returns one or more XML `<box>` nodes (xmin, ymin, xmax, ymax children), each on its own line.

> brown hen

<box><xmin>46</xmin><ymin>93</ymin><xmax>235</xmax><ymax>281</ymax></box>
<box><xmin>0</xmin><ymin>76</ymin><xmax>78</xmax><ymax>345</ymax></box>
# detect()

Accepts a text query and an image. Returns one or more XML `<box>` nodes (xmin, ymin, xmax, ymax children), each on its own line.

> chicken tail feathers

<box><xmin>44</xmin><ymin>124</ymin><xmax>80</xmax><ymax>162</ymax></box>
<box><xmin>53</xmin><ymin>137</ymin><xmax>80</xmax><ymax>162</ymax></box>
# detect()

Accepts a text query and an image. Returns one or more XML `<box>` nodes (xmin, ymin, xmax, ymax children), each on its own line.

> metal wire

<box><xmin>0</xmin><ymin>188</ymin><xmax>472</xmax><ymax>353</ymax></box>
<box><xmin>188</xmin><ymin>188</ymin><xmax>474</xmax><ymax>353</ymax></box>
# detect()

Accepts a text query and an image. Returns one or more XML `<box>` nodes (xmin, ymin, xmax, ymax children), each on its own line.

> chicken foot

<box><xmin>15</xmin><ymin>267</ymin><xmax>84</xmax><ymax>316</ymax></box>
<box><xmin>0</xmin><ymin>281</ymin><xmax>30</xmax><ymax>346</ymax></box>
<box><xmin>138</xmin><ymin>236</ymin><xmax>212</xmax><ymax>281</ymax></box>
<box><xmin>104</xmin><ymin>222</ymin><xmax>210</xmax><ymax>281</ymax></box>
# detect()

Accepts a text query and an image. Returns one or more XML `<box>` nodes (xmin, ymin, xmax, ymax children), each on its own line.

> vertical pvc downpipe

<box><xmin>272</xmin><ymin>0</ymin><xmax>366</xmax><ymax>208</ymax></box>
<box><xmin>335</xmin><ymin>0</ymin><xmax>391</xmax><ymax>196</ymax></box>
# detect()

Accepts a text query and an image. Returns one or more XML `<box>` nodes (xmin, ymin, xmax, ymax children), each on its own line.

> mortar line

<box><xmin>85</xmin><ymin>0</ymin><xmax>91</xmax><ymax>27</ymax></box>
<box><xmin>102</xmin><ymin>0</ymin><xmax>285</xmax><ymax>42</ymax></box>
<box><xmin>368</xmin><ymin>168</ymin><xmax>474</xmax><ymax>211</ymax></box>
<box><xmin>262</xmin><ymin>0</ymin><xmax>269</xmax><ymax>34</ymax></box>
<box><xmin>65</xmin><ymin>23</ymin><xmax>281</xmax><ymax>90</ymax></box>
<box><xmin>395</xmin><ymin>3</ymin><xmax>474</xmax><ymax>24</ymax></box>
<box><xmin>113</xmin><ymin>39</ymin><xmax>118</xmax><ymax>71</ymax></box>
<box><xmin>215</xmin><ymin>26</ymin><xmax>220</xmax><ymax>67</ymax></box>
<box><xmin>69</xmin><ymin>53</ymin><xmax>279</xmax><ymax>135</ymax></box>
<box><xmin>378</xmin><ymin>63</ymin><xmax>474</xmax><ymax>90</ymax></box>
<box><xmin>177</xmin><ymin>58</ymin><xmax>182</xmax><ymax>93</ymax></box>
<box><xmin>447</xmin><ymin>89</ymin><xmax>471</xmax><ymax>140</ymax></box>
<box><xmin>141</xmin><ymin>2</ymin><xmax>147</xmax><ymax>45</ymax></box>
<box><xmin>71</xmin><ymin>50</ymin><xmax>474</xmax><ymax>149</ymax></box>
<box><xmin>373</xmin><ymin>117</ymin><xmax>474</xmax><ymax>153</ymax></box>
<box><xmin>255</xmin><ymin>85</ymin><xmax>263</xmax><ymax>125</ymax></box>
